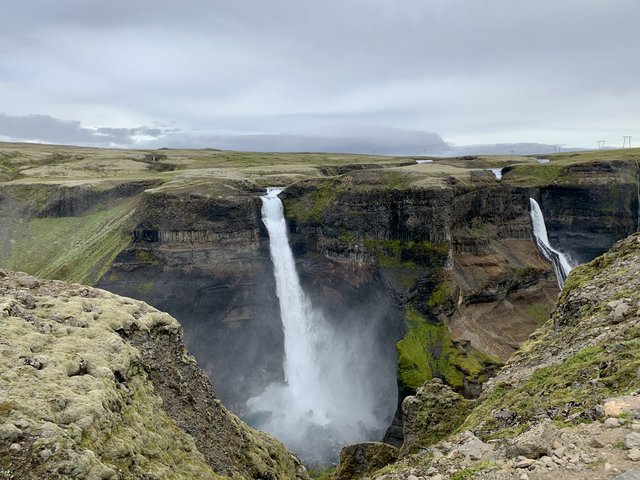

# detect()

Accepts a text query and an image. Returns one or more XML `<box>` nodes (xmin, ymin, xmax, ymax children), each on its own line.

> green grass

<box><xmin>463</xmin><ymin>338</ymin><xmax>640</xmax><ymax>439</ymax></box>
<box><xmin>308</xmin><ymin>466</ymin><xmax>336</xmax><ymax>480</ymax></box>
<box><xmin>364</xmin><ymin>239</ymin><xmax>449</xmax><ymax>269</ymax></box>
<box><xmin>1</xmin><ymin>197</ymin><xmax>137</xmax><ymax>284</ymax></box>
<box><xmin>427</xmin><ymin>283</ymin><xmax>455</xmax><ymax>309</ymax></box>
<box><xmin>526</xmin><ymin>303</ymin><xmax>550</xmax><ymax>324</ymax></box>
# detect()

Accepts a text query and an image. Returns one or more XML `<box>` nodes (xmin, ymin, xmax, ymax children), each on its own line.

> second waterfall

<box><xmin>246</xmin><ymin>188</ymin><xmax>396</xmax><ymax>465</ymax></box>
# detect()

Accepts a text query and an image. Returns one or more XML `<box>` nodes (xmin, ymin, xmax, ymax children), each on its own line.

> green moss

<box><xmin>308</xmin><ymin>466</ymin><xmax>335</xmax><ymax>480</ymax></box>
<box><xmin>463</xmin><ymin>339</ymin><xmax>640</xmax><ymax>438</ymax></box>
<box><xmin>397</xmin><ymin>307</ymin><xmax>499</xmax><ymax>391</ymax></box>
<box><xmin>135</xmin><ymin>249</ymin><xmax>160</xmax><ymax>265</ymax></box>
<box><xmin>80</xmin><ymin>375</ymin><xmax>224</xmax><ymax>479</ymax></box>
<box><xmin>561</xmin><ymin>253</ymin><xmax>615</xmax><ymax>300</ymax></box>
<box><xmin>450</xmin><ymin>461</ymin><xmax>497</xmax><ymax>479</ymax></box>
<box><xmin>526</xmin><ymin>303</ymin><xmax>549</xmax><ymax>324</ymax></box>
<box><xmin>0</xmin><ymin>401</ymin><xmax>16</xmax><ymax>417</ymax></box>
<box><xmin>283</xmin><ymin>179</ymin><xmax>339</xmax><ymax>223</ymax></box>
<box><xmin>364</xmin><ymin>239</ymin><xmax>449</xmax><ymax>269</ymax></box>
<box><xmin>426</xmin><ymin>283</ymin><xmax>455</xmax><ymax>309</ymax></box>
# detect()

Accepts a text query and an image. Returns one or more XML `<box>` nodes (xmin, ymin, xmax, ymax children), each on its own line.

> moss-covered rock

<box><xmin>333</xmin><ymin>442</ymin><xmax>398</xmax><ymax>480</ymax></box>
<box><xmin>0</xmin><ymin>270</ymin><xmax>307</xmax><ymax>480</ymax></box>
<box><xmin>401</xmin><ymin>378</ymin><xmax>475</xmax><ymax>455</ymax></box>
<box><xmin>396</xmin><ymin>306</ymin><xmax>500</xmax><ymax>393</ymax></box>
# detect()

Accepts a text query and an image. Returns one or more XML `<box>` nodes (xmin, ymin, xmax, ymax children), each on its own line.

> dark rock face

<box><xmin>124</xmin><ymin>322</ymin><xmax>307</xmax><ymax>479</ymax></box>
<box><xmin>98</xmin><ymin>190</ymin><xmax>284</xmax><ymax>412</ymax></box>
<box><xmin>540</xmin><ymin>183</ymin><xmax>638</xmax><ymax>264</ymax></box>
<box><xmin>99</xmin><ymin>187</ymin><xmax>404</xmax><ymax>421</ymax></box>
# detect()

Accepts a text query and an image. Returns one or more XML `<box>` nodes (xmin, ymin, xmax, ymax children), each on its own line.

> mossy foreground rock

<box><xmin>333</xmin><ymin>442</ymin><xmax>398</xmax><ymax>480</ymax></box>
<box><xmin>0</xmin><ymin>270</ymin><xmax>307</xmax><ymax>479</ymax></box>
<box><xmin>401</xmin><ymin>378</ymin><xmax>474</xmax><ymax>455</ymax></box>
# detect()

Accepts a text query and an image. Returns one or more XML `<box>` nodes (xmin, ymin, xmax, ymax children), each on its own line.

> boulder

<box><xmin>334</xmin><ymin>442</ymin><xmax>398</xmax><ymax>480</ymax></box>
<box><xmin>401</xmin><ymin>378</ymin><xmax>474</xmax><ymax>455</ymax></box>
<box><xmin>506</xmin><ymin>422</ymin><xmax>560</xmax><ymax>459</ymax></box>
<box><xmin>604</xmin><ymin>396</ymin><xmax>640</xmax><ymax>418</ymax></box>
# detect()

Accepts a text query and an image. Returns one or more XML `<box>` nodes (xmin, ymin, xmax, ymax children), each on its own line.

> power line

<box><xmin>623</xmin><ymin>136</ymin><xmax>632</xmax><ymax>148</ymax></box>
<box><xmin>597</xmin><ymin>140</ymin><xmax>606</xmax><ymax>149</ymax></box>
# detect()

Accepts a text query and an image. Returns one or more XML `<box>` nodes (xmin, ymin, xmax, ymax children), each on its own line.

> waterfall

<box><xmin>488</xmin><ymin>168</ymin><xmax>503</xmax><ymax>180</ymax></box>
<box><xmin>246</xmin><ymin>188</ymin><xmax>395</xmax><ymax>465</ymax></box>
<box><xmin>529</xmin><ymin>198</ymin><xmax>574</xmax><ymax>288</ymax></box>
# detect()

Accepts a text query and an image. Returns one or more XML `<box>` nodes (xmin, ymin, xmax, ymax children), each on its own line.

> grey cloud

<box><xmin>0</xmin><ymin>1</ymin><xmax>637</xmax><ymax>149</ymax></box>
<box><xmin>0</xmin><ymin>112</ymin><xmax>567</xmax><ymax>156</ymax></box>
<box><xmin>0</xmin><ymin>114</ymin><xmax>178</xmax><ymax>146</ymax></box>
<box><xmin>145</xmin><ymin>126</ymin><xmax>448</xmax><ymax>155</ymax></box>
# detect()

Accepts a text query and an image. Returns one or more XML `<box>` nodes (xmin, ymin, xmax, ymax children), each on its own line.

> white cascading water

<box><xmin>488</xmin><ymin>168</ymin><xmax>503</xmax><ymax>180</ymax></box>
<box><xmin>529</xmin><ymin>198</ymin><xmax>574</xmax><ymax>288</ymax></box>
<box><xmin>247</xmin><ymin>188</ymin><xmax>394</xmax><ymax>465</ymax></box>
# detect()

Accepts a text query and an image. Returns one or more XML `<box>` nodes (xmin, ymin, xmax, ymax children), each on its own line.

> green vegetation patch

<box><xmin>308</xmin><ymin>466</ymin><xmax>335</xmax><ymax>480</ymax></box>
<box><xmin>450</xmin><ymin>461</ymin><xmax>498</xmax><ymax>480</ymax></box>
<box><xmin>282</xmin><ymin>179</ymin><xmax>340</xmax><ymax>223</ymax></box>
<box><xmin>1</xmin><ymin>197</ymin><xmax>138</xmax><ymax>285</ymax></box>
<box><xmin>526</xmin><ymin>303</ymin><xmax>550</xmax><ymax>324</ymax></box>
<box><xmin>463</xmin><ymin>338</ymin><xmax>640</xmax><ymax>439</ymax></box>
<box><xmin>364</xmin><ymin>239</ymin><xmax>449</xmax><ymax>269</ymax></box>
<box><xmin>397</xmin><ymin>307</ymin><xmax>499</xmax><ymax>391</ymax></box>
<box><xmin>426</xmin><ymin>283</ymin><xmax>455</xmax><ymax>310</ymax></box>
<box><xmin>505</xmin><ymin>163</ymin><xmax>566</xmax><ymax>186</ymax></box>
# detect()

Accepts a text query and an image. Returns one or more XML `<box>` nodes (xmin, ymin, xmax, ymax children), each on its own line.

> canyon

<box><xmin>1</xmin><ymin>142</ymin><xmax>639</xmax><ymax>478</ymax></box>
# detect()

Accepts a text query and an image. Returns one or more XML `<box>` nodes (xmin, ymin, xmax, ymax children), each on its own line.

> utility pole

<box><xmin>623</xmin><ymin>136</ymin><xmax>632</xmax><ymax>148</ymax></box>
<box><xmin>597</xmin><ymin>140</ymin><xmax>606</xmax><ymax>150</ymax></box>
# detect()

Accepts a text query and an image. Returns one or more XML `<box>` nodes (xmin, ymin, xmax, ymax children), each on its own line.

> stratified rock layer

<box><xmin>363</xmin><ymin>233</ymin><xmax>640</xmax><ymax>479</ymax></box>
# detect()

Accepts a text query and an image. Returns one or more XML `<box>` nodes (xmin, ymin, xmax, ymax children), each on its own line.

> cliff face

<box><xmin>0</xmin><ymin>270</ymin><xmax>307</xmax><ymax>480</ymax></box>
<box><xmin>96</xmin><ymin>183</ymin><xmax>286</xmax><ymax>412</ymax></box>
<box><xmin>539</xmin><ymin>160</ymin><xmax>639</xmax><ymax>264</ymax></box>
<box><xmin>351</xmin><ymin>233</ymin><xmax>640</xmax><ymax>480</ymax></box>
<box><xmin>281</xmin><ymin>161</ymin><xmax>637</xmax><ymax>447</ymax></box>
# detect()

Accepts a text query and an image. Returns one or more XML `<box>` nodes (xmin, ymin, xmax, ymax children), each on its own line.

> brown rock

<box><xmin>604</xmin><ymin>396</ymin><xmax>640</xmax><ymax>418</ymax></box>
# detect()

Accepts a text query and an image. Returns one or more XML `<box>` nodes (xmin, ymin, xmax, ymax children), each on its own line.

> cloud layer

<box><xmin>0</xmin><ymin>1</ymin><xmax>638</xmax><ymax>152</ymax></box>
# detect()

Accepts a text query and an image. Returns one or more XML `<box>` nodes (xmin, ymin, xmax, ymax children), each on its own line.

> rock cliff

<box><xmin>0</xmin><ymin>270</ymin><xmax>307</xmax><ymax>479</ymax></box>
<box><xmin>1</xmin><ymin>143</ymin><xmax>639</xmax><ymax>462</ymax></box>
<box><xmin>335</xmin><ymin>232</ymin><xmax>640</xmax><ymax>479</ymax></box>
<box><xmin>279</xmin><ymin>157</ymin><xmax>638</xmax><ymax>445</ymax></box>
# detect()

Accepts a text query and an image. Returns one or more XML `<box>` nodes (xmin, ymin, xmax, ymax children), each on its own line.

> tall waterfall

<box><xmin>247</xmin><ymin>188</ymin><xmax>395</xmax><ymax>465</ymax></box>
<box><xmin>529</xmin><ymin>198</ymin><xmax>574</xmax><ymax>288</ymax></box>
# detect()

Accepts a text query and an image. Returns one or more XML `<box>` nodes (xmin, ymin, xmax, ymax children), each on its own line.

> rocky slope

<box><xmin>333</xmin><ymin>232</ymin><xmax>640</xmax><ymax>479</ymax></box>
<box><xmin>0</xmin><ymin>270</ymin><xmax>307</xmax><ymax>479</ymax></box>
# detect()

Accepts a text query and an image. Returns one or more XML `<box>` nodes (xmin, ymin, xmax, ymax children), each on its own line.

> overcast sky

<box><xmin>0</xmin><ymin>0</ymin><xmax>638</xmax><ymax>154</ymax></box>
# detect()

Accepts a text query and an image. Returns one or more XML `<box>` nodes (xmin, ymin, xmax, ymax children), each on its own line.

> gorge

<box><xmin>1</xmin><ymin>142</ymin><xmax>640</xmax><ymax>478</ymax></box>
